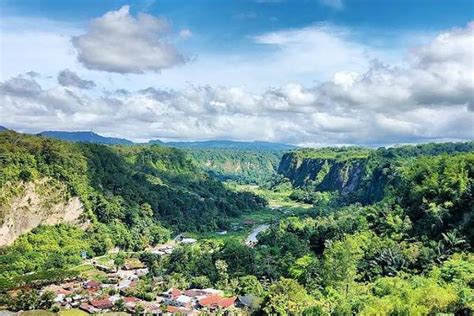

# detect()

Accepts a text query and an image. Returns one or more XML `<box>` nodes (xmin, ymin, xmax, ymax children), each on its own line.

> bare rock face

<box><xmin>0</xmin><ymin>180</ymin><xmax>84</xmax><ymax>246</ymax></box>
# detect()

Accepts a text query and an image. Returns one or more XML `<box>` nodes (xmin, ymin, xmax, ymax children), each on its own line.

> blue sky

<box><xmin>3</xmin><ymin>0</ymin><xmax>473</xmax><ymax>51</ymax></box>
<box><xmin>0</xmin><ymin>0</ymin><xmax>473</xmax><ymax>144</ymax></box>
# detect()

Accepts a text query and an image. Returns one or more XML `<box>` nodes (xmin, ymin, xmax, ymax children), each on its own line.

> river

<box><xmin>245</xmin><ymin>224</ymin><xmax>270</xmax><ymax>246</ymax></box>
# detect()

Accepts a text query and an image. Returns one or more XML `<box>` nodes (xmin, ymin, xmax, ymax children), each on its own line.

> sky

<box><xmin>0</xmin><ymin>0</ymin><xmax>473</xmax><ymax>145</ymax></box>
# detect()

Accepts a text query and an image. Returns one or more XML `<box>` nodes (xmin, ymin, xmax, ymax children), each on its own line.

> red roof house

<box><xmin>164</xmin><ymin>288</ymin><xmax>183</xmax><ymax>300</ymax></box>
<box><xmin>91</xmin><ymin>298</ymin><xmax>114</xmax><ymax>310</ymax></box>
<box><xmin>167</xmin><ymin>305</ymin><xmax>197</xmax><ymax>315</ymax></box>
<box><xmin>84</xmin><ymin>280</ymin><xmax>101</xmax><ymax>289</ymax></box>
<box><xmin>198</xmin><ymin>295</ymin><xmax>236</xmax><ymax>310</ymax></box>
<box><xmin>123</xmin><ymin>296</ymin><xmax>141</xmax><ymax>304</ymax></box>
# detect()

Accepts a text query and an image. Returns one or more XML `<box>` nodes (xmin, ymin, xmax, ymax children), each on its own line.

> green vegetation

<box><xmin>138</xmin><ymin>144</ymin><xmax>473</xmax><ymax>314</ymax></box>
<box><xmin>0</xmin><ymin>131</ymin><xmax>265</xmax><ymax>282</ymax></box>
<box><xmin>278</xmin><ymin>141</ymin><xmax>474</xmax><ymax>204</ymax></box>
<box><xmin>291</xmin><ymin>146</ymin><xmax>371</xmax><ymax>161</ymax></box>
<box><xmin>186</xmin><ymin>148</ymin><xmax>283</xmax><ymax>184</ymax></box>
<box><xmin>0</xmin><ymin>134</ymin><xmax>473</xmax><ymax>315</ymax></box>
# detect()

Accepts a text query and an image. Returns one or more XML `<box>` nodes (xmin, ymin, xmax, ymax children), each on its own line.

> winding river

<box><xmin>245</xmin><ymin>224</ymin><xmax>270</xmax><ymax>246</ymax></box>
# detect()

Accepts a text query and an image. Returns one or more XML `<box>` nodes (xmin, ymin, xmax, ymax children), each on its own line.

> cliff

<box><xmin>277</xmin><ymin>142</ymin><xmax>474</xmax><ymax>203</ymax></box>
<box><xmin>0</xmin><ymin>179</ymin><xmax>84</xmax><ymax>246</ymax></box>
<box><xmin>277</xmin><ymin>152</ymin><xmax>367</xmax><ymax>195</ymax></box>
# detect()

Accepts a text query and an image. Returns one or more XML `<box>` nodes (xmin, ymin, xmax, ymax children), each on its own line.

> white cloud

<box><xmin>0</xmin><ymin>22</ymin><xmax>472</xmax><ymax>145</ymax></box>
<box><xmin>57</xmin><ymin>69</ymin><xmax>96</xmax><ymax>89</ymax></box>
<box><xmin>250</xmin><ymin>24</ymin><xmax>382</xmax><ymax>86</ymax></box>
<box><xmin>0</xmin><ymin>16</ymin><xmax>392</xmax><ymax>92</ymax></box>
<box><xmin>71</xmin><ymin>5</ymin><xmax>185</xmax><ymax>73</ymax></box>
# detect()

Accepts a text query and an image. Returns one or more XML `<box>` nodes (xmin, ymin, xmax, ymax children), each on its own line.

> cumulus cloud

<box><xmin>71</xmin><ymin>5</ymin><xmax>185</xmax><ymax>73</ymax></box>
<box><xmin>0</xmin><ymin>76</ymin><xmax>42</xmax><ymax>97</ymax></box>
<box><xmin>1</xmin><ymin>22</ymin><xmax>473</xmax><ymax>145</ymax></box>
<box><xmin>57</xmin><ymin>69</ymin><xmax>96</xmax><ymax>89</ymax></box>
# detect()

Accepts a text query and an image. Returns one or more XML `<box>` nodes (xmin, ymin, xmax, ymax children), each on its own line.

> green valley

<box><xmin>0</xmin><ymin>131</ymin><xmax>472</xmax><ymax>315</ymax></box>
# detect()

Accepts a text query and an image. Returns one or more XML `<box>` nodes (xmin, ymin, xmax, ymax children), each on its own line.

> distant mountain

<box><xmin>149</xmin><ymin>139</ymin><xmax>298</xmax><ymax>151</ymax></box>
<box><xmin>38</xmin><ymin>131</ymin><xmax>133</xmax><ymax>145</ymax></box>
<box><xmin>33</xmin><ymin>129</ymin><xmax>297</xmax><ymax>150</ymax></box>
<box><xmin>0</xmin><ymin>126</ymin><xmax>8</xmax><ymax>132</ymax></box>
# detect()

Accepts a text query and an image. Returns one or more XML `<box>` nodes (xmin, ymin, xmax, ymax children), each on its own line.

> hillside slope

<box><xmin>187</xmin><ymin>148</ymin><xmax>284</xmax><ymax>184</ymax></box>
<box><xmin>0</xmin><ymin>131</ymin><xmax>266</xmax><ymax>249</ymax></box>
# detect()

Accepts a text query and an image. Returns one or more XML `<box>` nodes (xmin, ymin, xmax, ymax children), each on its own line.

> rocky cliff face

<box><xmin>0</xmin><ymin>179</ymin><xmax>84</xmax><ymax>246</ymax></box>
<box><xmin>277</xmin><ymin>153</ymin><xmax>367</xmax><ymax>195</ymax></box>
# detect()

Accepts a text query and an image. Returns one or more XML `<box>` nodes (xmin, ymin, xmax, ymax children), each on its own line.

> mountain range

<box><xmin>0</xmin><ymin>127</ymin><xmax>297</xmax><ymax>150</ymax></box>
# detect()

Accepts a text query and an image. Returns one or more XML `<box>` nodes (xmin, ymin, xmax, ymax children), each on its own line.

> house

<box><xmin>122</xmin><ymin>297</ymin><xmax>142</xmax><ymax>312</ymax></box>
<box><xmin>184</xmin><ymin>289</ymin><xmax>206</xmax><ymax>297</ymax></box>
<box><xmin>163</xmin><ymin>288</ymin><xmax>183</xmax><ymax>301</ymax></box>
<box><xmin>83</xmin><ymin>280</ymin><xmax>101</xmax><ymax>290</ymax></box>
<box><xmin>166</xmin><ymin>305</ymin><xmax>199</xmax><ymax>315</ymax></box>
<box><xmin>53</xmin><ymin>288</ymin><xmax>72</xmax><ymax>303</ymax></box>
<box><xmin>90</xmin><ymin>297</ymin><xmax>114</xmax><ymax>310</ymax></box>
<box><xmin>198</xmin><ymin>295</ymin><xmax>236</xmax><ymax>310</ymax></box>
<box><xmin>175</xmin><ymin>294</ymin><xmax>193</xmax><ymax>307</ymax></box>
<box><xmin>184</xmin><ymin>288</ymin><xmax>223</xmax><ymax>298</ymax></box>
<box><xmin>201</xmin><ymin>288</ymin><xmax>224</xmax><ymax>296</ymax></box>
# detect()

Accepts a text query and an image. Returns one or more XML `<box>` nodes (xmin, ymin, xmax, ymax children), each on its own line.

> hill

<box><xmin>38</xmin><ymin>130</ymin><xmax>133</xmax><ymax>145</ymax></box>
<box><xmin>150</xmin><ymin>139</ymin><xmax>297</xmax><ymax>151</ymax></box>
<box><xmin>0</xmin><ymin>131</ymin><xmax>266</xmax><ymax>273</ymax></box>
<box><xmin>186</xmin><ymin>148</ymin><xmax>283</xmax><ymax>184</ymax></box>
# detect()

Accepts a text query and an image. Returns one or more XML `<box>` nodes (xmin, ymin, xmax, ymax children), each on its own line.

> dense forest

<box><xmin>186</xmin><ymin>148</ymin><xmax>283</xmax><ymax>184</ymax></box>
<box><xmin>0</xmin><ymin>133</ymin><xmax>472</xmax><ymax>315</ymax></box>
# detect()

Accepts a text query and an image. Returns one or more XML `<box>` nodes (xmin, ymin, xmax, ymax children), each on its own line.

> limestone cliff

<box><xmin>0</xmin><ymin>179</ymin><xmax>84</xmax><ymax>246</ymax></box>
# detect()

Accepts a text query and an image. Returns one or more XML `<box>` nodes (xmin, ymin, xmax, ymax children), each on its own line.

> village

<box><xmin>34</xmin><ymin>235</ymin><xmax>255</xmax><ymax>315</ymax></box>
<box><xmin>42</xmin><ymin>278</ymin><xmax>240</xmax><ymax>315</ymax></box>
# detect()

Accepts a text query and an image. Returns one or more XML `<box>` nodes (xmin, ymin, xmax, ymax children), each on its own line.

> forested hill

<box><xmin>0</xmin><ymin>131</ymin><xmax>265</xmax><ymax>249</ymax></box>
<box><xmin>278</xmin><ymin>142</ymin><xmax>474</xmax><ymax>203</ymax></box>
<box><xmin>149</xmin><ymin>139</ymin><xmax>297</xmax><ymax>151</ymax></box>
<box><xmin>186</xmin><ymin>148</ymin><xmax>284</xmax><ymax>184</ymax></box>
<box><xmin>33</xmin><ymin>129</ymin><xmax>297</xmax><ymax>151</ymax></box>
<box><xmin>38</xmin><ymin>130</ymin><xmax>133</xmax><ymax>145</ymax></box>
